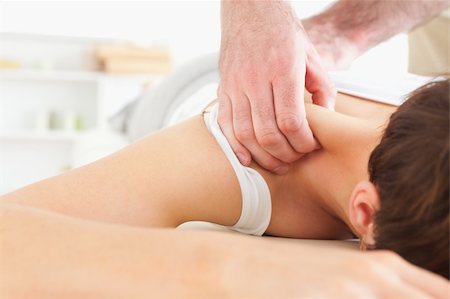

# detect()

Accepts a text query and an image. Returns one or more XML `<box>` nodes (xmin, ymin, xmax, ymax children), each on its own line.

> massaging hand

<box><xmin>218</xmin><ymin>1</ymin><xmax>336</xmax><ymax>174</ymax></box>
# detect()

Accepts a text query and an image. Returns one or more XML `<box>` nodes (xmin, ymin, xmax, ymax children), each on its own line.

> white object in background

<box><xmin>49</xmin><ymin>110</ymin><xmax>64</xmax><ymax>130</ymax></box>
<box><xmin>165</xmin><ymin>83</ymin><xmax>218</xmax><ymax>127</ymax></box>
<box><xmin>34</xmin><ymin>109</ymin><xmax>50</xmax><ymax>132</ymax></box>
<box><xmin>62</xmin><ymin>111</ymin><xmax>77</xmax><ymax>131</ymax></box>
<box><xmin>33</xmin><ymin>58</ymin><xmax>54</xmax><ymax>71</ymax></box>
<box><xmin>329</xmin><ymin>71</ymin><xmax>433</xmax><ymax>106</ymax></box>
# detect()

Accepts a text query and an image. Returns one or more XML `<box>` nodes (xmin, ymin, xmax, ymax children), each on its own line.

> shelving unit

<box><xmin>0</xmin><ymin>69</ymin><xmax>103</xmax><ymax>82</ymax></box>
<box><xmin>0</xmin><ymin>68</ymin><xmax>156</xmax><ymax>136</ymax></box>
<box><xmin>0</xmin><ymin>33</ymin><xmax>160</xmax><ymax>194</ymax></box>
<box><xmin>0</xmin><ymin>68</ymin><xmax>156</xmax><ymax>83</ymax></box>
<box><xmin>0</xmin><ymin>129</ymin><xmax>82</xmax><ymax>142</ymax></box>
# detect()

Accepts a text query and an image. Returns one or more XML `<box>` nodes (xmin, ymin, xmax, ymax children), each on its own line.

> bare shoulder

<box><xmin>305</xmin><ymin>91</ymin><xmax>396</xmax><ymax>124</ymax></box>
<box><xmin>335</xmin><ymin>93</ymin><xmax>397</xmax><ymax>123</ymax></box>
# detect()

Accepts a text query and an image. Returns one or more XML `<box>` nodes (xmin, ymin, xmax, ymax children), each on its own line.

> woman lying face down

<box><xmin>1</xmin><ymin>79</ymin><xmax>448</xmax><ymax>278</ymax></box>
<box><xmin>352</xmin><ymin>79</ymin><xmax>449</xmax><ymax>278</ymax></box>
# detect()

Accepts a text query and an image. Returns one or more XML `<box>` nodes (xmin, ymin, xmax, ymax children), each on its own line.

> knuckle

<box><xmin>257</xmin><ymin>130</ymin><xmax>282</xmax><ymax>148</ymax></box>
<box><xmin>258</xmin><ymin>158</ymin><xmax>283</xmax><ymax>172</ymax></box>
<box><xmin>299</xmin><ymin>139</ymin><xmax>316</xmax><ymax>154</ymax></box>
<box><xmin>277</xmin><ymin>112</ymin><xmax>304</xmax><ymax>134</ymax></box>
<box><xmin>282</xmin><ymin>153</ymin><xmax>301</xmax><ymax>164</ymax></box>
<box><xmin>235</xmin><ymin>126</ymin><xmax>254</xmax><ymax>142</ymax></box>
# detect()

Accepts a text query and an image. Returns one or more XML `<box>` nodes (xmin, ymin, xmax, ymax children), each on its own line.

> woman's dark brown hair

<box><xmin>369</xmin><ymin>78</ymin><xmax>449</xmax><ymax>278</ymax></box>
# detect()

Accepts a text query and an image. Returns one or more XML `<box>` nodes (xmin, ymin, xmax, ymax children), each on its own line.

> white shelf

<box><xmin>0</xmin><ymin>69</ymin><xmax>102</xmax><ymax>82</ymax></box>
<box><xmin>0</xmin><ymin>130</ymin><xmax>83</xmax><ymax>142</ymax></box>
<box><xmin>0</xmin><ymin>33</ymin><xmax>163</xmax><ymax>193</ymax></box>
<box><xmin>0</xmin><ymin>69</ymin><xmax>158</xmax><ymax>83</ymax></box>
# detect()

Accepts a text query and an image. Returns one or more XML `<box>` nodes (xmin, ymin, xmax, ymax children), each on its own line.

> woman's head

<box><xmin>349</xmin><ymin>79</ymin><xmax>449</xmax><ymax>278</ymax></box>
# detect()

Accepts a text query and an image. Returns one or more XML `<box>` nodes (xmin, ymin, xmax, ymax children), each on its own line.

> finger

<box><xmin>231</xmin><ymin>92</ymin><xmax>288</xmax><ymax>174</ymax></box>
<box><xmin>248</xmin><ymin>81</ymin><xmax>302</xmax><ymax>163</ymax></box>
<box><xmin>372</xmin><ymin>251</ymin><xmax>449</xmax><ymax>299</ymax></box>
<box><xmin>305</xmin><ymin>46</ymin><xmax>337</xmax><ymax>110</ymax></box>
<box><xmin>396</xmin><ymin>260</ymin><xmax>450</xmax><ymax>299</ymax></box>
<box><xmin>217</xmin><ymin>93</ymin><xmax>251</xmax><ymax>166</ymax></box>
<box><xmin>272</xmin><ymin>73</ymin><xmax>319</xmax><ymax>155</ymax></box>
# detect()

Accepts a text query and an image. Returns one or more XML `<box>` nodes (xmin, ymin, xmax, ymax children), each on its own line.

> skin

<box><xmin>1</xmin><ymin>93</ymin><xmax>449</xmax><ymax>297</ymax></box>
<box><xmin>219</xmin><ymin>0</ymin><xmax>450</xmax><ymax>174</ymax></box>
<box><xmin>303</xmin><ymin>0</ymin><xmax>450</xmax><ymax>70</ymax></box>
<box><xmin>219</xmin><ymin>0</ymin><xmax>336</xmax><ymax>174</ymax></box>
<box><xmin>1</xmin><ymin>93</ymin><xmax>391</xmax><ymax>238</ymax></box>
<box><xmin>2</xmin><ymin>203</ymin><xmax>448</xmax><ymax>298</ymax></box>
<box><xmin>0</xmin><ymin>96</ymin><xmax>449</xmax><ymax>298</ymax></box>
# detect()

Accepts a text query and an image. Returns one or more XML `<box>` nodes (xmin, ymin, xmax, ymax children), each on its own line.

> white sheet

<box><xmin>329</xmin><ymin>71</ymin><xmax>433</xmax><ymax>106</ymax></box>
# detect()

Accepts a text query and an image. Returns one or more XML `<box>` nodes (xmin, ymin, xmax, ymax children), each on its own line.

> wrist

<box><xmin>221</xmin><ymin>0</ymin><xmax>296</xmax><ymax>33</ymax></box>
<box><xmin>302</xmin><ymin>15</ymin><xmax>365</xmax><ymax>70</ymax></box>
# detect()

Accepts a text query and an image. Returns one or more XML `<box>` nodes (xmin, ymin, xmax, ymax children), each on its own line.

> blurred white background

<box><xmin>0</xmin><ymin>0</ymin><xmax>407</xmax><ymax>70</ymax></box>
<box><xmin>0</xmin><ymin>1</ymin><xmax>408</xmax><ymax>194</ymax></box>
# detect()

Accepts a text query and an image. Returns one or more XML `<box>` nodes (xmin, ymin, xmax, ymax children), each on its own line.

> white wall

<box><xmin>0</xmin><ymin>1</ymin><xmax>224</xmax><ymax>65</ymax></box>
<box><xmin>0</xmin><ymin>0</ymin><xmax>407</xmax><ymax>72</ymax></box>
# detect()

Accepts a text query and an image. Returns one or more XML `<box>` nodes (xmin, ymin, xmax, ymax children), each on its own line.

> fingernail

<box><xmin>274</xmin><ymin>165</ymin><xmax>289</xmax><ymax>175</ymax></box>
<box><xmin>237</xmin><ymin>153</ymin><xmax>250</xmax><ymax>166</ymax></box>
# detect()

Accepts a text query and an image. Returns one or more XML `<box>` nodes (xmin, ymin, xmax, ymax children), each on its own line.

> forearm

<box><xmin>221</xmin><ymin>0</ymin><xmax>298</xmax><ymax>36</ymax></box>
<box><xmin>4</xmin><ymin>204</ymin><xmax>447</xmax><ymax>299</ymax></box>
<box><xmin>220</xmin><ymin>0</ymin><xmax>302</xmax><ymax>63</ymax></box>
<box><xmin>303</xmin><ymin>0</ymin><xmax>450</xmax><ymax>65</ymax></box>
<box><xmin>0</xmin><ymin>204</ymin><xmax>237</xmax><ymax>298</ymax></box>
<box><xmin>0</xmin><ymin>117</ymin><xmax>242</xmax><ymax>228</ymax></box>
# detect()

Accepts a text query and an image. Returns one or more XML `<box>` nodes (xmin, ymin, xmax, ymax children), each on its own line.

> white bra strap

<box><xmin>203</xmin><ymin>105</ymin><xmax>272</xmax><ymax>236</ymax></box>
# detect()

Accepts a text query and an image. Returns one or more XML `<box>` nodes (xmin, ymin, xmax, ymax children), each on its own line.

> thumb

<box><xmin>305</xmin><ymin>46</ymin><xmax>337</xmax><ymax>111</ymax></box>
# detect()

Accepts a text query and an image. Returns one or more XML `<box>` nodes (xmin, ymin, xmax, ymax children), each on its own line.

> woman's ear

<box><xmin>348</xmin><ymin>181</ymin><xmax>380</xmax><ymax>249</ymax></box>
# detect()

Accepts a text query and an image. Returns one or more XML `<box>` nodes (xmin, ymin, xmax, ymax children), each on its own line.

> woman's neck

<box><xmin>306</xmin><ymin>110</ymin><xmax>382</xmax><ymax>229</ymax></box>
<box><xmin>260</xmin><ymin>100</ymin><xmax>394</xmax><ymax>239</ymax></box>
<box><xmin>305</xmin><ymin>102</ymin><xmax>392</xmax><ymax>233</ymax></box>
